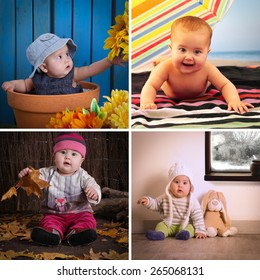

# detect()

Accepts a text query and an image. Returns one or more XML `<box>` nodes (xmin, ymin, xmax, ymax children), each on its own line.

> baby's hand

<box><xmin>2</xmin><ymin>81</ymin><xmax>15</xmax><ymax>92</ymax></box>
<box><xmin>137</xmin><ymin>196</ymin><xmax>149</xmax><ymax>206</ymax></box>
<box><xmin>195</xmin><ymin>233</ymin><xmax>207</xmax><ymax>239</ymax></box>
<box><xmin>85</xmin><ymin>187</ymin><xmax>98</xmax><ymax>201</ymax></box>
<box><xmin>110</xmin><ymin>55</ymin><xmax>126</xmax><ymax>67</ymax></box>
<box><xmin>227</xmin><ymin>100</ymin><xmax>254</xmax><ymax>114</ymax></box>
<box><xmin>140</xmin><ymin>103</ymin><xmax>157</xmax><ymax>110</ymax></box>
<box><xmin>18</xmin><ymin>167</ymin><xmax>32</xmax><ymax>179</ymax></box>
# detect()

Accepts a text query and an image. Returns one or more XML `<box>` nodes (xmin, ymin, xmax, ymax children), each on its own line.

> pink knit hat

<box><xmin>53</xmin><ymin>133</ymin><xmax>86</xmax><ymax>157</ymax></box>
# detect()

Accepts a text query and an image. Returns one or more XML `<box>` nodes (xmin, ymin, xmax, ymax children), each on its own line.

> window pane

<box><xmin>210</xmin><ymin>131</ymin><xmax>260</xmax><ymax>172</ymax></box>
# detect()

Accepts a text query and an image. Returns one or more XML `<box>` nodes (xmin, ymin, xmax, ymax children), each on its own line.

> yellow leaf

<box><xmin>7</xmin><ymin>224</ymin><xmax>20</xmax><ymax>234</ymax></box>
<box><xmin>97</xmin><ymin>228</ymin><xmax>118</xmax><ymax>238</ymax></box>
<box><xmin>0</xmin><ymin>220</ymin><xmax>32</xmax><ymax>241</ymax></box>
<box><xmin>101</xmin><ymin>249</ymin><xmax>128</xmax><ymax>260</ymax></box>
<box><xmin>116</xmin><ymin>235</ymin><xmax>128</xmax><ymax>244</ymax></box>
<box><xmin>103</xmin><ymin>221</ymin><xmax>122</xmax><ymax>228</ymax></box>
<box><xmin>1</xmin><ymin>187</ymin><xmax>17</xmax><ymax>201</ymax></box>
<box><xmin>89</xmin><ymin>248</ymin><xmax>103</xmax><ymax>260</ymax></box>
<box><xmin>0</xmin><ymin>250</ymin><xmax>17</xmax><ymax>260</ymax></box>
<box><xmin>17</xmin><ymin>167</ymin><xmax>50</xmax><ymax>198</ymax></box>
<box><xmin>0</xmin><ymin>250</ymin><xmax>35</xmax><ymax>260</ymax></box>
<box><xmin>1</xmin><ymin>167</ymin><xmax>50</xmax><ymax>201</ymax></box>
<box><xmin>35</xmin><ymin>252</ymin><xmax>79</xmax><ymax>260</ymax></box>
<box><xmin>19</xmin><ymin>230</ymin><xmax>32</xmax><ymax>240</ymax></box>
<box><xmin>0</xmin><ymin>231</ymin><xmax>16</xmax><ymax>241</ymax></box>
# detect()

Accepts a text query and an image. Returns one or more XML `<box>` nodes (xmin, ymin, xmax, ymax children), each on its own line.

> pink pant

<box><xmin>39</xmin><ymin>211</ymin><xmax>96</xmax><ymax>239</ymax></box>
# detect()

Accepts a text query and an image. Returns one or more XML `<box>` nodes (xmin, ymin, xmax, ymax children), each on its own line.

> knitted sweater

<box><xmin>39</xmin><ymin>166</ymin><xmax>101</xmax><ymax>214</ymax></box>
<box><xmin>145</xmin><ymin>193</ymin><xmax>206</xmax><ymax>234</ymax></box>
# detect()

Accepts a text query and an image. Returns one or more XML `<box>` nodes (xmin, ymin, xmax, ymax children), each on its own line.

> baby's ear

<box><xmin>39</xmin><ymin>63</ymin><xmax>48</xmax><ymax>73</ymax></box>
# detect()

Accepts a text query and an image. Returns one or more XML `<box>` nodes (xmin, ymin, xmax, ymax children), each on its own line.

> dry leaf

<box><xmin>0</xmin><ymin>250</ymin><xmax>18</xmax><ymax>260</ymax></box>
<box><xmin>1</xmin><ymin>187</ymin><xmax>17</xmax><ymax>201</ymax></box>
<box><xmin>17</xmin><ymin>167</ymin><xmax>50</xmax><ymax>197</ymax></box>
<box><xmin>116</xmin><ymin>235</ymin><xmax>128</xmax><ymax>244</ymax></box>
<box><xmin>0</xmin><ymin>250</ymin><xmax>35</xmax><ymax>260</ymax></box>
<box><xmin>1</xmin><ymin>167</ymin><xmax>50</xmax><ymax>201</ymax></box>
<box><xmin>101</xmin><ymin>249</ymin><xmax>128</xmax><ymax>260</ymax></box>
<box><xmin>35</xmin><ymin>252</ymin><xmax>79</xmax><ymax>260</ymax></box>
<box><xmin>97</xmin><ymin>228</ymin><xmax>118</xmax><ymax>238</ymax></box>
<box><xmin>103</xmin><ymin>221</ymin><xmax>122</xmax><ymax>228</ymax></box>
<box><xmin>0</xmin><ymin>220</ymin><xmax>31</xmax><ymax>241</ymax></box>
<box><xmin>89</xmin><ymin>248</ymin><xmax>103</xmax><ymax>260</ymax></box>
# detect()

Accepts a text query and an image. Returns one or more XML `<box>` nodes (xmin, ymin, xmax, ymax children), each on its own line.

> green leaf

<box><xmin>90</xmin><ymin>98</ymin><xmax>100</xmax><ymax>116</ymax></box>
<box><xmin>99</xmin><ymin>112</ymin><xmax>107</xmax><ymax>120</ymax></box>
<box><xmin>82</xmin><ymin>108</ymin><xmax>88</xmax><ymax>115</ymax></box>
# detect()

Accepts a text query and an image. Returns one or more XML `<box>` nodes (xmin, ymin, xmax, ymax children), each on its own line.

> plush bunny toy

<box><xmin>201</xmin><ymin>190</ymin><xmax>238</xmax><ymax>237</ymax></box>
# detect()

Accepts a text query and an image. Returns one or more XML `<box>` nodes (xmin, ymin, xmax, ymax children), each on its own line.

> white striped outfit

<box><xmin>145</xmin><ymin>193</ymin><xmax>206</xmax><ymax>235</ymax></box>
<box><xmin>39</xmin><ymin>166</ymin><xmax>101</xmax><ymax>214</ymax></box>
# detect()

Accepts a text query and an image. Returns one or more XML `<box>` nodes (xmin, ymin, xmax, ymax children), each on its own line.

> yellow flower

<box><xmin>109</xmin><ymin>102</ymin><xmax>129</xmax><ymax>128</ymax></box>
<box><xmin>101</xmin><ymin>89</ymin><xmax>128</xmax><ymax>128</ymax></box>
<box><xmin>46</xmin><ymin>91</ymin><xmax>128</xmax><ymax>129</ymax></box>
<box><xmin>104</xmin><ymin>1</ymin><xmax>128</xmax><ymax>62</ymax></box>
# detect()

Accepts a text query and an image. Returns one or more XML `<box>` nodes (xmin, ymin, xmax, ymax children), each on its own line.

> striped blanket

<box><xmin>131</xmin><ymin>66</ymin><xmax>260</xmax><ymax>129</ymax></box>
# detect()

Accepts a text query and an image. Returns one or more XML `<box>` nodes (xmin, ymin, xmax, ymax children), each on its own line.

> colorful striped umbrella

<box><xmin>132</xmin><ymin>0</ymin><xmax>234</xmax><ymax>72</ymax></box>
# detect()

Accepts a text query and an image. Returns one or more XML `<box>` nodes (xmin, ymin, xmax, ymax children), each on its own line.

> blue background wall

<box><xmin>0</xmin><ymin>0</ymin><xmax>128</xmax><ymax>126</ymax></box>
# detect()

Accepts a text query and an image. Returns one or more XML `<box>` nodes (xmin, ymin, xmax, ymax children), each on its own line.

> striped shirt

<box><xmin>39</xmin><ymin>166</ymin><xmax>101</xmax><ymax>214</ymax></box>
<box><xmin>146</xmin><ymin>193</ymin><xmax>206</xmax><ymax>234</ymax></box>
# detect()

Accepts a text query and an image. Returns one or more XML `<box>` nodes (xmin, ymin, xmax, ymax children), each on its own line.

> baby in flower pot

<box><xmin>2</xmin><ymin>33</ymin><xmax>124</xmax><ymax>95</ymax></box>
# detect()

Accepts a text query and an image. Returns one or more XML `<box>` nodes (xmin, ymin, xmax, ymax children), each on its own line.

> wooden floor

<box><xmin>132</xmin><ymin>233</ymin><xmax>260</xmax><ymax>260</ymax></box>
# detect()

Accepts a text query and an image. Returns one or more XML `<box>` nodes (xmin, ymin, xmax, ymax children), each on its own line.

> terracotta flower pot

<box><xmin>7</xmin><ymin>81</ymin><xmax>100</xmax><ymax>128</ymax></box>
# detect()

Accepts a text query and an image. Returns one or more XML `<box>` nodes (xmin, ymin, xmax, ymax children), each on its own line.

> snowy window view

<box><xmin>210</xmin><ymin>131</ymin><xmax>260</xmax><ymax>172</ymax></box>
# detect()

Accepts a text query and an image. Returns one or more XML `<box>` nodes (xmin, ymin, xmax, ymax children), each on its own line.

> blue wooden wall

<box><xmin>0</xmin><ymin>0</ymin><xmax>128</xmax><ymax>126</ymax></box>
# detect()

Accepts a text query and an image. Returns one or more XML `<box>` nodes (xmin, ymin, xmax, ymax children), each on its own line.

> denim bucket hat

<box><xmin>26</xmin><ymin>33</ymin><xmax>77</xmax><ymax>78</ymax></box>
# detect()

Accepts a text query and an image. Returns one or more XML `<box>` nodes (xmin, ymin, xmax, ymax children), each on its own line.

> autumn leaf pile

<box><xmin>0</xmin><ymin>214</ymin><xmax>128</xmax><ymax>260</ymax></box>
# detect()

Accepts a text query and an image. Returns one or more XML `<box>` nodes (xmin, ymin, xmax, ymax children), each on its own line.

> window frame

<box><xmin>204</xmin><ymin>132</ymin><xmax>260</xmax><ymax>181</ymax></box>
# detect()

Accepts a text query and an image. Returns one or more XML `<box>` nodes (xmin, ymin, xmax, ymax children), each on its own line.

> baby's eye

<box><xmin>194</xmin><ymin>50</ymin><xmax>201</xmax><ymax>55</ymax></box>
<box><xmin>66</xmin><ymin>52</ymin><xmax>70</xmax><ymax>57</ymax></box>
<box><xmin>57</xmin><ymin>55</ymin><xmax>62</xmax><ymax>60</ymax></box>
<box><xmin>60</xmin><ymin>150</ymin><xmax>66</xmax><ymax>154</ymax></box>
<box><xmin>179</xmin><ymin>48</ymin><xmax>186</xmax><ymax>53</ymax></box>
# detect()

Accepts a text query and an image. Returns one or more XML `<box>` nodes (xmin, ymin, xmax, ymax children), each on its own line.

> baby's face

<box><xmin>170</xmin><ymin>28</ymin><xmax>210</xmax><ymax>74</ymax></box>
<box><xmin>54</xmin><ymin>149</ymin><xmax>84</xmax><ymax>176</ymax></box>
<box><xmin>42</xmin><ymin>45</ymin><xmax>73</xmax><ymax>78</ymax></box>
<box><xmin>169</xmin><ymin>175</ymin><xmax>191</xmax><ymax>198</ymax></box>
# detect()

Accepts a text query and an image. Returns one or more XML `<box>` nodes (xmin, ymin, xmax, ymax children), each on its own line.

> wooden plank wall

<box><xmin>0</xmin><ymin>0</ymin><xmax>128</xmax><ymax>126</ymax></box>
